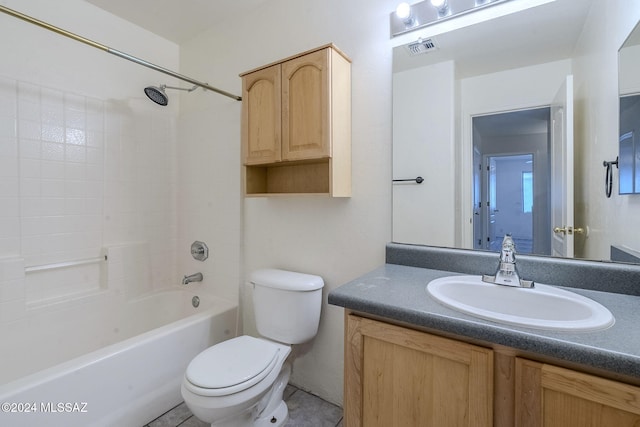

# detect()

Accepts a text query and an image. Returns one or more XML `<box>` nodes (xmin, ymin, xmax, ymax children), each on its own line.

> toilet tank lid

<box><xmin>250</xmin><ymin>269</ymin><xmax>324</xmax><ymax>291</ymax></box>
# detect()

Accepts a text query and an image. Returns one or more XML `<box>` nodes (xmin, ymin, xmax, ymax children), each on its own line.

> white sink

<box><xmin>426</xmin><ymin>276</ymin><xmax>615</xmax><ymax>331</ymax></box>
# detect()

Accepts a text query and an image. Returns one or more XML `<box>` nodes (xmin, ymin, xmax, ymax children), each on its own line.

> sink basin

<box><xmin>426</xmin><ymin>276</ymin><xmax>614</xmax><ymax>331</ymax></box>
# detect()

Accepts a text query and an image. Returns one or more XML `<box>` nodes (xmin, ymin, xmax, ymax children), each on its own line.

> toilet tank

<box><xmin>250</xmin><ymin>269</ymin><xmax>324</xmax><ymax>345</ymax></box>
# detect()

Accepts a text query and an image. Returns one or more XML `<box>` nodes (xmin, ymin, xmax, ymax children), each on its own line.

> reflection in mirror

<box><xmin>471</xmin><ymin>108</ymin><xmax>550</xmax><ymax>256</ymax></box>
<box><xmin>619</xmin><ymin>23</ymin><xmax>640</xmax><ymax>195</ymax></box>
<box><xmin>392</xmin><ymin>0</ymin><xmax>640</xmax><ymax>264</ymax></box>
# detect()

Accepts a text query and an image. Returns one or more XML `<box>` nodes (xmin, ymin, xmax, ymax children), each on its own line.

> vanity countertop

<box><xmin>328</xmin><ymin>262</ymin><xmax>640</xmax><ymax>381</ymax></box>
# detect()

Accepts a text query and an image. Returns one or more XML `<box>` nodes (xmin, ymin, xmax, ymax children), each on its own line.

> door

<box><xmin>550</xmin><ymin>75</ymin><xmax>574</xmax><ymax>257</ymax></box>
<box><xmin>472</xmin><ymin>108</ymin><xmax>551</xmax><ymax>255</ymax></box>
<box><xmin>345</xmin><ymin>314</ymin><xmax>494</xmax><ymax>427</ymax></box>
<box><xmin>482</xmin><ymin>154</ymin><xmax>534</xmax><ymax>253</ymax></box>
<box><xmin>281</xmin><ymin>48</ymin><xmax>331</xmax><ymax>161</ymax></box>
<box><xmin>241</xmin><ymin>64</ymin><xmax>282</xmax><ymax>165</ymax></box>
<box><xmin>515</xmin><ymin>358</ymin><xmax>640</xmax><ymax>427</ymax></box>
<box><xmin>473</xmin><ymin>148</ymin><xmax>483</xmax><ymax>249</ymax></box>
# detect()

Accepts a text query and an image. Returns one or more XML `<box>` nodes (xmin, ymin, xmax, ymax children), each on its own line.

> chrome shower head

<box><xmin>144</xmin><ymin>85</ymin><xmax>169</xmax><ymax>106</ymax></box>
<box><xmin>144</xmin><ymin>84</ymin><xmax>198</xmax><ymax>106</ymax></box>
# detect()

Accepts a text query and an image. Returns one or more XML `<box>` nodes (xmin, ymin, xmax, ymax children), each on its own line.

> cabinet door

<box><xmin>282</xmin><ymin>48</ymin><xmax>331</xmax><ymax>161</ymax></box>
<box><xmin>242</xmin><ymin>64</ymin><xmax>281</xmax><ymax>165</ymax></box>
<box><xmin>345</xmin><ymin>314</ymin><xmax>493</xmax><ymax>427</ymax></box>
<box><xmin>516</xmin><ymin>358</ymin><xmax>640</xmax><ymax>427</ymax></box>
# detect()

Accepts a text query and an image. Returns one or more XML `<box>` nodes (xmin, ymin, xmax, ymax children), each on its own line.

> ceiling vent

<box><xmin>405</xmin><ymin>38</ymin><xmax>438</xmax><ymax>56</ymax></box>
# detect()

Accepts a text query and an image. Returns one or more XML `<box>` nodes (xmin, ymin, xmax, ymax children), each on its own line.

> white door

<box><xmin>550</xmin><ymin>75</ymin><xmax>574</xmax><ymax>257</ymax></box>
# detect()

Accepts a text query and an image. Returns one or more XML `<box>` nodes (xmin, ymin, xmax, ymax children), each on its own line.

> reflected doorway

<box><xmin>472</xmin><ymin>108</ymin><xmax>551</xmax><ymax>256</ymax></box>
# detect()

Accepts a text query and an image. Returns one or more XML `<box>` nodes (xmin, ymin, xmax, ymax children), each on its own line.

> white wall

<box><xmin>393</xmin><ymin>61</ymin><xmax>456</xmax><ymax>246</ymax></box>
<box><xmin>573</xmin><ymin>1</ymin><xmax>640</xmax><ymax>260</ymax></box>
<box><xmin>180</xmin><ymin>0</ymin><xmax>396</xmax><ymax>405</ymax></box>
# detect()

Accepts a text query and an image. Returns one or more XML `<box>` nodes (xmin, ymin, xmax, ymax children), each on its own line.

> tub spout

<box><xmin>182</xmin><ymin>272</ymin><xmax>203</xmax><ymax>285</ymax></box>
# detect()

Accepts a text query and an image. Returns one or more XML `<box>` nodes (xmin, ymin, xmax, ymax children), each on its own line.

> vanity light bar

<box><xmin>390</xmin><ymin>0</ymin><xmax>512</xmax><ymax>37</ymax></box>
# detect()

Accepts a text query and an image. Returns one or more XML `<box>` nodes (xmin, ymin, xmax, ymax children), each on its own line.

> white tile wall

<box><xmin>0</xmin><ymin>76</ymin><xmax>178</xmax><ymax>311</ymax></box>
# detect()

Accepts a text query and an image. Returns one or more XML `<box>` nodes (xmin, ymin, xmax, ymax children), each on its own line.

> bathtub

<box><xmin>0</xmin><ymin>290</ymin><xmax>238</xmax><ymax>427</ymax></box>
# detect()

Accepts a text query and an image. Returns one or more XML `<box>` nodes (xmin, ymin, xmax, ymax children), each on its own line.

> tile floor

<box><xmin>145</xmin><ymin>384</ymin><xmax>343</xmax><ymax>427</ymax></box>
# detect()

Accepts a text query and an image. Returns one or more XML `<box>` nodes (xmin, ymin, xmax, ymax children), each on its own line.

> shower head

<box><xmin>144</xmin><ymin>84</ymin><xmax>198</xmax><ymax>106</ymax></box>
<box><xmin>144</xmin><ymin>85</ymin><xmax>169</xmax><ymax>106</ymax></box>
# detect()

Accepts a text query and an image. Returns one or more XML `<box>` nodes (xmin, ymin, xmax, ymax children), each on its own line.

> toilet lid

<box><xmin>185</xmin><ymin>336</ymin><xmax>280</xmax><ymax>391</ymax></box>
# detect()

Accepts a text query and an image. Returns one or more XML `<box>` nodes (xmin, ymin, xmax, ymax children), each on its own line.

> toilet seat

<box><xmin>184</xmin><ymin>336</ymin><xmax>282</xmax><ymax>397</ymax></box>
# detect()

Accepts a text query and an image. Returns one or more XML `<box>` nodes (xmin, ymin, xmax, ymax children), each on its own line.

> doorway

<box><xmin>472</xmin><ymin>108</ymin><xmax>551</xmax><ymax>256</ymax></box>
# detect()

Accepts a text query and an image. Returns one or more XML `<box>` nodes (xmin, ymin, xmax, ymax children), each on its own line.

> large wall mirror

<box><xmin>619</xmin><ymin>23</ymin><xmax>640</xmax><ymax>195</ymax></box>
<box><xmin>392</xmin><ymin>0</ymin><xmax>640</xmax><ymax>264</ymax></box>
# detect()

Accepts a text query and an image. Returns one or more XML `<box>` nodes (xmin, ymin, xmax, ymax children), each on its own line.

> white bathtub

<box><xmin>0</xmin><ymin>290</ymin><xmax>238</xmax><ymax>427</ymax></box>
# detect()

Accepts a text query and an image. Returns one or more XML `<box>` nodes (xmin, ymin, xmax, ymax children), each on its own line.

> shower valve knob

<box><xmin>190</xmin><ymin>241</ymin><xmax>209</xmax><ymax>261</ymax></box>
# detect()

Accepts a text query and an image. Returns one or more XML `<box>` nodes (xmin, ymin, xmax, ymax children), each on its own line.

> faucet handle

<box><xmin>500</xmin><ymin>234</ymin><xmax>516</xmax><ymax>262</ymax></box>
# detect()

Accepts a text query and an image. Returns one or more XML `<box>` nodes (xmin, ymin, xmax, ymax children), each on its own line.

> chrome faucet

<box><xmin>482</xmin><ymin>234</ymin><xmax>534</xmax><ymax>288</ymax></box>
<box><xmin>182</xmin><ymin>272</ymin><xmax>203</xmax><ymax>285</ymax></box>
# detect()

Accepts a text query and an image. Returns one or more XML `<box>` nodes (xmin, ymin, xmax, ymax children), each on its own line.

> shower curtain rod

<box><xmin>0</xmin><ymin>5</ymin><xmax>242</xmax><ymax>101</ymax></box>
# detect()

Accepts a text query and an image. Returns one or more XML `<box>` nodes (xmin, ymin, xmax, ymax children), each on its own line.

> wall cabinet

<box><xmin>240</xmin><ymin>44</ymin><xmax>351</xmax><ymax>196</ymax></box>
<box><xmin>344</xmin><ymin>314</ymin><xmax>494</xmax><ymax>427</ymax></box>
<box><xmin>344</xmin><ymin>313</ymin><xmax>640</xmax><ymax>427</ymax></box>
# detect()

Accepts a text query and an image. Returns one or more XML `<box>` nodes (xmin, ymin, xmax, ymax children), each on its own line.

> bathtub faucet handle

<box><xmin>182</xmin><ymin>272</ymin><xmax>203</xmax><ymax>285</ymax></box>
<box><xmin>190</xmin><ymin>241</ymin><xmax>208</xmax><ymax>261</ymax></box>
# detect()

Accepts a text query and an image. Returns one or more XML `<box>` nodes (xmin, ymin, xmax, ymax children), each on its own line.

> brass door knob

<box><xmin>553</xmin><ymin>226</ymin><xmax>568</xmax><ymax>235</ymax></box>
<box><xmin>553</xmin><ymin>226</ymin><xmax>585</xmax><ymax>235</ymax></box>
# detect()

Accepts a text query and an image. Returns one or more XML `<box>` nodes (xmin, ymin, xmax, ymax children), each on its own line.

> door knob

<box><xmin>553</xmin><ymin>226</ymin><xmax>585</xmax><ymax>235</ymax></box>
<box><xmin>553</xmin><ymin>226</ymin><xmax>568</xmax><ymax>235</ymax></box>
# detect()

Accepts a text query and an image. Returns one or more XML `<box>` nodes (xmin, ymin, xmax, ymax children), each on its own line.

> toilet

<box><xmin>181</xmin><ymin>268</ymin><xmax>324</xmax><ymax>427</ymax></box>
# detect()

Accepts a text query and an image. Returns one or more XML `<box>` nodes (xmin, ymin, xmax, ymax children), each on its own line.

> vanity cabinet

<box><xmin>240</xmin><ymin>44</ymin><xmax>351</xmax><ymax>196</ymax></box>
<box><xmin>344</xmin><ymin>314</ymin><xmax>494</xmax><ymax>427</ymax></box>
<box><xmin>515</xmin><ymin>358</ymin><xmax>640</xmax><ymax>427</ymax></box>
<box><xmin>344</xmin><ymin>313</ymin><xmax>640</xmax><ymax>427</ymax></box>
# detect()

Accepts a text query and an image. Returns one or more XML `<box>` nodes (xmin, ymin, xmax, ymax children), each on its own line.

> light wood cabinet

<box><xmin>241</xmin><ymin>64</ymin><xmax>281</xmax><ymax>165</ymax></box>
<box><xmin>515</xmin><ymin>357</ymin><xmax>640</xmax><ymax>427</ymax></box>
<box><xmin>344</xmin><ymin>314</ymin><xmax>494</xmax><ymax>427</ymax></box>
<box><xmin>240</xmin><ymin>44</ymin><xmax>351</xmax><ymax>196</ymax></box>
<box><xmin>344</xmin><ymin>313</ymin><xmax>640</xmax><ymax>427</ymax></box>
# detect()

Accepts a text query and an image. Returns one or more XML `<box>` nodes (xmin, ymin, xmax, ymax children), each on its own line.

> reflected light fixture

<box><xmin>396</xmin><ymin>2</ymin><xmax>415</xmax><ymax>26</ymax></box>
<box><xmin>390</xmin><ymin>0</ymin><xmax>514</xmax><ymax>38</ymax></box>
<box><xmin>430</xmin><ymin>0</ymin><xmax>450</xmax><ymax>17</ymax></box>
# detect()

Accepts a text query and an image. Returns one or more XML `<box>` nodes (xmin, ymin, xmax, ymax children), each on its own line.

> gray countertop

<box><xmin>328</xmin><ymin>263</ymin><xmax>640</xmax><ymax>381</ymax></box>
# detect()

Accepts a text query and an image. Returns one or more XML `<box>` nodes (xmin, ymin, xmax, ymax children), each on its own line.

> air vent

<box><xmin>405</xmin><ymin>38</ymin><xmax>438</xmax><ymax>56</ymax></box>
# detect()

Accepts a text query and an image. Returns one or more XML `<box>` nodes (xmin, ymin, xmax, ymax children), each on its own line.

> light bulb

<box><xmin>430</xmin><ymin>0</ymin><xmax>446</xmax><ymax>7</ymax></box>
<box><xmin>396</xmin><ymin>2</ymin><xmax>412</xmax><ymax>20</ymax></box>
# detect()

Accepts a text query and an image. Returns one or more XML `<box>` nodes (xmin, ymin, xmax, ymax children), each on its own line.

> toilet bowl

<box><xmin>181</xmin><ymin>336</ymin><xmax>292</xmax><ymax>426</ymax></box>
<box><xmin>181</xmin><ymin>269</ymin><xmax>324</xmax><ymax>427</ymax></box>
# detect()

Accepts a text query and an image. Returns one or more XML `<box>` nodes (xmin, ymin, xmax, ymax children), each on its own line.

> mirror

<box><xmin>392</xmin><ymin>0</ymin><xmax>640</xmax><ymax>264</ymax></box>
<box><xmin>619</xmin><ymin>23</ymin><xmax>640</xmax><ymax>195</ymax></box>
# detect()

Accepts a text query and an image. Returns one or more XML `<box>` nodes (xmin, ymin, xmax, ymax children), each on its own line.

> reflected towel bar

<box><xmin>25</xmin><ymin>255</ymin><xmax>107</xmax><ymax>273</ymax></box>
<box><xmin>393</xmin><ymin>176</ymin><xmax>424</xmax><ymax>184</ymax></box>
